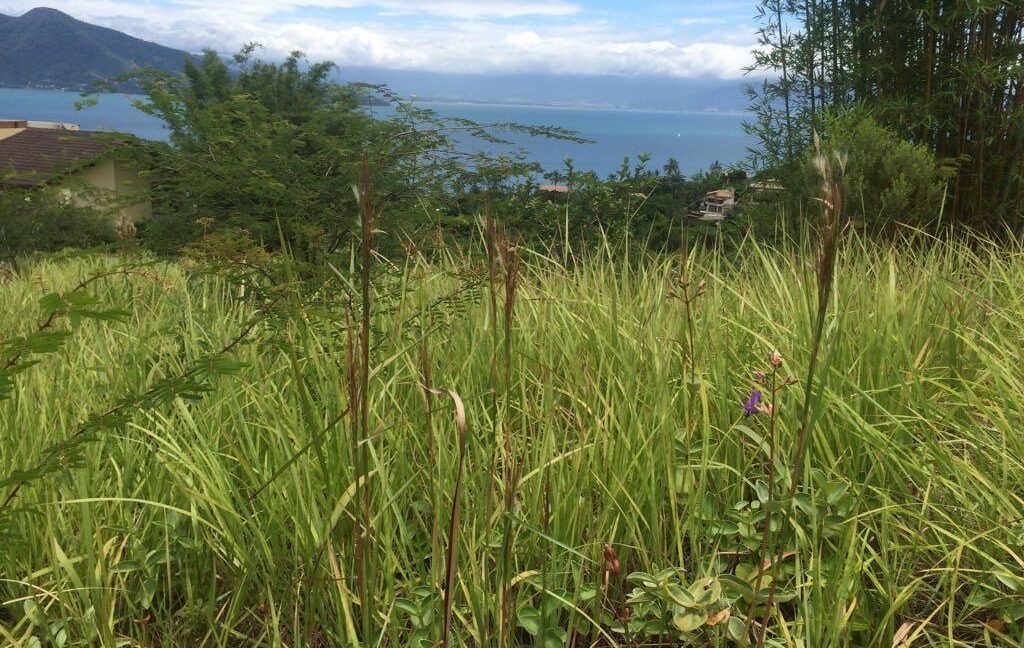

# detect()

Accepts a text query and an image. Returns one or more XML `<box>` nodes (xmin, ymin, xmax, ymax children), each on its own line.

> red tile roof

<box><xmin>0</xmin><ymin>128</ymin><xmax>121</xmax><ymax>187</ymax></box>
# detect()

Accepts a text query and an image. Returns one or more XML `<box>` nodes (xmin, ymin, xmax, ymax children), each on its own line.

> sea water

<box><xmin>0</xmin><ymin>88</ymin><xmax>755</xmax><ymax>176</ymax></box>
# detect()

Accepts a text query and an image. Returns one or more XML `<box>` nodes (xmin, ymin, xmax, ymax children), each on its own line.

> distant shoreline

<box><xmin>2</xmin><ymin>85</ymin><xmax>746</xmax><ymax>117</ymax></box>
<box><xmin>402</xmin><ymin>98</ymin><xmax>747</xmax><ymax>117</ymax></box>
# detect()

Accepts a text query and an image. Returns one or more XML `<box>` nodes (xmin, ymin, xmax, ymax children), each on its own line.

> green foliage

<box><xmin>621</xmin><ymin>570</ymin><xmax>732</xmax><ymax>639</ymax></box>
<box><xmin>129</xmin><ymin>49</ymin><xmax>373</xmax><ymax>255</ymax></box>
<box><xmin>394</xmin><ymin>586</ymin><xmax>438</xmax><ymax>647</ymax></box>
<box><xmin>0</xmin><ymin>280</ymin><xmax>128</xmax><ymax>400</ymax></box>
<box><xmin>0</xmin><ymin>261</ymin><xmax>267</xmax><ymax>561</ymax></box>
<box><xmin>109</xmin><ymin>45</ymin><xmax>755</xmax><ymax>260</ymax></box>
<box><xmin>458</xmin><ymin>156</ymin><xmax>749</xmax><ymax>256</ymax></box>
<box><xmin>747</xmin><ymin>0</ymin><xmax>1024</xmax><ymax>230</ymax></box>
<box><xmin>109</xmin><ymin>547</ymin><xmax>171</xmax><ymax>610</ymax></box>
<box><xmin>178</xmin><ymin>227</ymin><xmax>270</xmax><ymax>266</ymax></box>
<box><xmin>124</xmin><ymin>47</ymin><xmax>584</xmax><ymax>258</ymax></box>
<box><xmin>814</xmin><ymin>111</ymin><xmax>953</xmax><ymax>230</ymax></box>
<box><xmin>3</xmin><ymin>231</ymin><xmax>1024</xmax><ymax>645</ymax></box>
<box><xmin>0</xmin><ymin>189</ymin><xmax>116</xmax><ymax>261</ymax></box>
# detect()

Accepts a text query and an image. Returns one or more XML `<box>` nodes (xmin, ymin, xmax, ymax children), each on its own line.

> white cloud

<box><xmin>349</xmin><ymin>1</ymin><xmax>582</xmax><ymax>19</ymax></box>
<box><xmin>1</xmin><ymin>0</ymin><xmax>756</xmax><ymax>79</ymax></box>
<box><xmin>678</xmin><ymin>17</ymin><xmax>725</xmax><ymax>26</ymax></box>
<box><xmin>2</xmin><ymin>0</ymin><xmax>581</xmax><ymax>20</ymax></box>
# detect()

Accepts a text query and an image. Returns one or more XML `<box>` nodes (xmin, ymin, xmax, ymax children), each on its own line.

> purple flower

<box><xmin>744</xmin><ymin>390</ymin><xmax>763</xmax><ymax>417</ymax></box>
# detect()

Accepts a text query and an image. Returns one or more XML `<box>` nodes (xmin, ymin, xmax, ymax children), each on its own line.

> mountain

<box><xmin>0</xmin><ymin>7</ymin><xmax>751</xmax><ymax>112</ymax></box>
<box><xmin>0</xmin><ymin>7</ymin><xmax>191</xmax><ymax>90</ymax></box>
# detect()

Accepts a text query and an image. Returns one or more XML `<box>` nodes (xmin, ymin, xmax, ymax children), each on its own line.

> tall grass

<box><xmin>1</xmin><ymin>231</ymin><xmax>1023</xmax><ymax>646</ymax></box>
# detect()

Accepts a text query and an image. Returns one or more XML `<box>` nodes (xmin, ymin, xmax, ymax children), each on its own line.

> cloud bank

<box><xmin>1</xmin><ymin>0</ymin><xmax>756</xmax><ymax>79</ymax></box>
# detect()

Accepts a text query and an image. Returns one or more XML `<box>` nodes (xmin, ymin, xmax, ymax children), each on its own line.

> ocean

<box><xmin>0</xmin><ymin>88</ymin><xmax>755</xmax><ymax>177</ymax></box>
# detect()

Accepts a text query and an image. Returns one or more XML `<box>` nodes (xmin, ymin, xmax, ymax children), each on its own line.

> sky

<box><xmin>1</xmin><ymin>0</ymin><xmax>759</xmax><ymax>79</ymax></box>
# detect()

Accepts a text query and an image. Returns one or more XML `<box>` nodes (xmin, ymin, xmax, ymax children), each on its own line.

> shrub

<box><xmin>813</xmin><ymin>109</ymin><xmax>954</xmax><ymax>230</ymax></box>
<box><xmin>0</xmin><ymin>189</ymin><xmax>117</xmax><ymax>260</ymax></box>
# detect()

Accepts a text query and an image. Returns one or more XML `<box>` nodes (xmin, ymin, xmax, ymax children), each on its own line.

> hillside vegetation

<box><xmin>1</xmin><ymin>231</ymin><xmax>1023</xmax><ymax>646</ymax></box>
<box><xmin>0</xmin><ymin>8</ymin><xmax>189</xmax><ymax>90</ymax></box>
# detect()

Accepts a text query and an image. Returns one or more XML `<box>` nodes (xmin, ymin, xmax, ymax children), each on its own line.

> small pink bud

<box><xmin>602</xmin><ymin>543</ymin><xmax>617</xmax><ymax>562</ymax></box>
<box><xmin>602</xmin><ymin>544</ymin><xmax>620</xmax><ymax>575</ymax></box>
<box><xmin>769</xmin><ymin>350</ymin><xmax>783</xmax><ymax>368</ymax></box>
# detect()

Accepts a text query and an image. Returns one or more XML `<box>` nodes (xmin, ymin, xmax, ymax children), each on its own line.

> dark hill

<box><xmin>0</xmin><ymin>7</ymin><xmax>191</xmax><ymax>90</ymax></box>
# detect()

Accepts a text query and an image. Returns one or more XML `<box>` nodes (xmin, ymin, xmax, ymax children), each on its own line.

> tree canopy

<box><xmin>747</xmin><ymin>0</ymin><xmax>1023</xmax><ymax>231</ymax></box>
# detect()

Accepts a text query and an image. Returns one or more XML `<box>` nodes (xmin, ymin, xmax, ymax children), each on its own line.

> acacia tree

<box><xmin>118</xmin><ymin>46</ymin><xmax>582</xmax><ymax>256</ymax></box>
<box><xmin>118</xmin><ymin>49</ymin><xmax>366</xmax><ymax>254</ymax></box>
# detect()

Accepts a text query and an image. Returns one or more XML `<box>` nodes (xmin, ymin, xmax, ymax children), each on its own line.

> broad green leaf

<box><xmin>719</xmin><ymin>574</ymin><xmax>754</xmax><ymax>600</ymax></box>
<box><xmin>754</xmin><ymin>479</ymin><xmax>769</xmax><ymax>503</ymax></box>
<box><xmin>140</xmin><ymin>577</ymin><xmax>158</xmax><ymax>608</ymax></box>
<box><xmin>693</xmin><ymin>578</ymin><xmax>722</xmax><ymax>605</ymax></box>
<box><xmin>543</xmin><ymin>627</ymin><xmax>566</xmax><ymax>648</ymax></box>
<box><xmin>994</xmin><ymin>572</ymin><xmax>1023</xmax><ymax>592</ymax></box>
<box><xmin>517</xmin><ymin>605</ymin><xmax>541</xmax><ymax>636</ymax></box>
<box><xmin>110</xmin><ymin>560</ymin><xmax>143</xmax><ymax>573</ymax></box>
<box><xmin>824</xmin><ymin>480</ymin><xmax>850</xmax><ymax>504</ymax></box>
<box><xmin>727</xmin><ymin>615</ymin><xmax>747</xmax><ymax>642</ymax></box>
<box><xmin>667</xmin><ymin>582</ymin><xmax>696</xmax><ymax>607</ymax></box>
<box><xmin>672</xmin><ymin>606</ymin><xmax>705</xmax><ymax>632</ymax></box>
<box><xmin>23</xmin><ymin>599</ymin><xmax>43</xmax><ymax>624</ymax></box>
<box><xmin>627</xmin><ymin>571</ymin><xmax>657</xmax><ymax>587</ymax></box>
<box><xmin>394</xmin><ymin>598</ymin><xmax>419</xmax><ymax>615</ymax></box>
<box><xmin>711</xmin><ymin>520</ymin><xmax>739</xmax><ymax>535</ymax></box>
<box><xmin>576</xmin><ymin>586</ymin><xmax>598</xmax><ymax>602</ymax></box>
<box><xmin>794</xmin><ymin>493</ymin><xmax>816</xmax><ymax>518</ymax></box>
<box><xmin>736</xmin><ymin>563</ymin><xmax>756</xmax><ymax>582</ymax></box>
<box><xmin>63</xmin><ymin>290</ymin><xmax>98</xmax><ymax>308</ymax></box>
<box><xmin>772</xmin><ymin>589</ymin><xmax>797</xmax><ymax>603</ymax></box>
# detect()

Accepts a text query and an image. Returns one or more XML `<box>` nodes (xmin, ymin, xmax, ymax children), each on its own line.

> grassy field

<box><xmin>2</xmin><ymin>234</ymin><xmax>1023</xmax><ymax>647</ymax></box>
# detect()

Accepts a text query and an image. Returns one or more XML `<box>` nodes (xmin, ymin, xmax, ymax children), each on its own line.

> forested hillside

<box><xmin>0</xmin><ymin>7</ymin><xmax>190</xmax><ymax>90</ymax></box>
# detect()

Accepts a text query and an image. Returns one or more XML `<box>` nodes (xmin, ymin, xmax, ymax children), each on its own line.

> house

<box><xmin>537</xmin><ymin>184</ymin><xmax>570</xmax><ymax>196</ymax></box>
<box><xmin>749</xmin><ymin>179</ymin><xmax>784</xmax><ymax>193</ymax></box>
<box><xmin>0</xmin><ymin>120</ymin><xmax>151</xmax><ymax>227</ymax></box>
<box><xmin>691</xmin><ymin>188</ymin><xmax>736</xmax><ymax>222</ymax></box>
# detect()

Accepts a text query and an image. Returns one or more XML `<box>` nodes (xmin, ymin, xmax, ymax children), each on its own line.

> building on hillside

<box><xmin>690</xmin><ymin>188</ymin><xmax>736</xmax><ymax>222</ymax></box>
<box><xmin>745</xmin><ymin>179</ymin><xmax>786</xmax><ymax>208</ymax></box>
<box><xmin>0</xmin><ymin>120</ymin><xmax>151</xmax><ymax>228</ymax></box>
<box><xmin>749</xmin><ymin>179</ymin><xmax>784</xmax><ymax>193</ymax></box>
<box><xmin>537</xmin><ymin>184</ymin><xmax>570</xmax><ymax>197</ymax></box>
